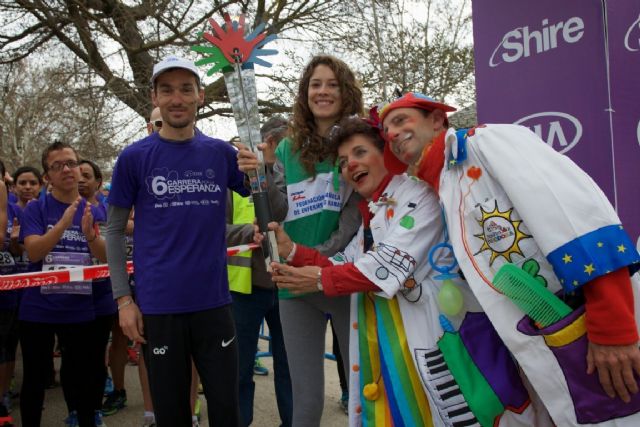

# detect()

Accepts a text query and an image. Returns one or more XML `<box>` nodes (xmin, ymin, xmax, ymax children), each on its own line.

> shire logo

<box><xmin>625</xmin><ymin>14</ymin><xmax>640</xmax><ymax>52</ymax></box>
<box><xmin>514</xmin><ymin>112</ymin><xmax>582</xmax><ymax>154</ymax></box>
<box><xmin>489</xmin><ymin>17</ymin><xmax>584</xmax><ymax>67</ymax></box>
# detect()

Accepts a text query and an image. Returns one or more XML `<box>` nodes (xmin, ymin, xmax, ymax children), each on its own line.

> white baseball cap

<box><xmin>151</xmin><ymin>55</ymin><xmax>201</xmax><ymax>86</ymax></box>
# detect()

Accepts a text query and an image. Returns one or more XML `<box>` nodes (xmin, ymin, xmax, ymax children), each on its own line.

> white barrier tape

<box><xmin>0</xmin><ymin>243</ymin><xmax>259</xmax><ymax>291</ymax></box>
<box><xmin>69</xmin><ymin>268</ymin><xmax>84</xmax><ymax>283</ymax></box>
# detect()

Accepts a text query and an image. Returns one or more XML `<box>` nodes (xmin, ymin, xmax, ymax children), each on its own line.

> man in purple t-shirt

<box><xmin>19</xmin><ymin>141</ymin><xmax>107</xmax><ymax>427</ymax></box>
<box><xmin>106</xmin><ymin>55</ymin><xmax>248</xmax><ymax>427</ymax></box>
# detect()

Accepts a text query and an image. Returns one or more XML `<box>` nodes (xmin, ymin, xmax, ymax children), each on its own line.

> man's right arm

<box><xmin>106</xmin><ymin>204</ymin><xmax>146</xmax><ymax>343</ymax></box>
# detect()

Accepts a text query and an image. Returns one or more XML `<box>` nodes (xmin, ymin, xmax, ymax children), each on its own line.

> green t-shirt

<box><xmin>275</xmin><ymin>138</ymin><xmax>349</xmax><ymax>298</ymax></box>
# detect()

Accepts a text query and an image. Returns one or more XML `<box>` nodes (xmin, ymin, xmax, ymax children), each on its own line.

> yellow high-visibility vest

<box><xmin>227</xmin><ymin>192</ymin><xmax>254</xmax><ymax>294</ymax></box>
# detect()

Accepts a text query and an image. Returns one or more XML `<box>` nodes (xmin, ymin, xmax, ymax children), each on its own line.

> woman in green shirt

<box><xmin>239</xmin><ymin>54</ymin><xmax>363</xmax><ymax>426</ymax></box>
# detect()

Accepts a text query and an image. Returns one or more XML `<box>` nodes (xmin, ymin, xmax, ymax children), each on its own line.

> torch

<box><xmin>192</xmin><ymin>13</ymin><xmax>279</xmax><ymax>270</ymax></box>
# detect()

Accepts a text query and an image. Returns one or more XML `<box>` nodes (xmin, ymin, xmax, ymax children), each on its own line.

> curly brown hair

<box><xmin>290</xmin><ymin>55</ymin><xmax>363</xmax><ymax>176</ymax></box>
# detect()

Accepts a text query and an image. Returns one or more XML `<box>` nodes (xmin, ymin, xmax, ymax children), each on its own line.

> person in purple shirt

<box><xmin>10</xmin><ymin>166</ymin><xmax>43</xmax><ymax>275</ymax></box>
<box><xmin>19</xmin><ymin>141</ymin><xmax>107</xmax><ymax>427</ymax></box>
<box><xmin>0</xmin><ymin>167</ymin><xmax>16</xmax><ymax>423</ymax></box>
<box><xmin>63</xmin><ymin>159</ymin><xmax>113</xmax><ymax>426</ymax></box>
<box><xmin>12</xmin><ymin>166</ymin><xmax>43</xmax><ymax>213</ymax></box>
<box><xmin>106</xmin><ymin>55</ymin><xmax>249</xmax><ymax>427</ymax></box>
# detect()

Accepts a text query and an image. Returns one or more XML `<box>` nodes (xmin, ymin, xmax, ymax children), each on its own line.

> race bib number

<box><xmin>0</xmin><ymin>251</ymin><xmax>16</xmax><ymax>275</ymax></box>
<box><xmin>125</xmin><ymin>236</ymin><xmax>134</xmax><ymax>260</ymax></box>
<box><xmin>0</xmin><ymin>251</ymin><xmax>15</xmax><ymax>267</ymax></box>
<box><xmin>14</xmin><ymin>252</ymin><xmax>30</xmax><ymax>274</ymax></box>
<box><xmin>41</xmin><ymin>252</ymin><xmax>92</xmax><ymax>295</ymax></box>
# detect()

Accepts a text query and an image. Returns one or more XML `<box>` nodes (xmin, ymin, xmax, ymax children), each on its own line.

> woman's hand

<box><xmin>270</xmin><ymin>262</ymin><xmax>322</xmax><ymax>295</ymax></box>
<box><xmin>254</xmin><ymin>221</ymin><xmax>294</xmax><ymax>259</ymax></box>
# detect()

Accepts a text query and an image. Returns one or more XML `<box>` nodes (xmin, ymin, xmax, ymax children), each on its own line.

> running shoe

<box><xmin>194</xmin><ymin>398</ymin><xmax>201</xmax><ymax>421</ymax></box>
<box><xmin>253</xmin><ymin>358</ymin><xmax>269</xmax><ymax>376</ymax></box>
<box><xmin>102</xmin><ymin>389</ymin><xmax>127</xmax><ymax>416</ymax></box>
<box><xmin>64</xmin><ymin>411</ymin><xmax>78</xmax><ymax>427</ymax></box>
<box><xmin>339</xmin><ymin>390</ymin><xmax>349</xmax><ymax>414</ymax></box>
<box><xmin>95</xmin><ymin>410</ymin><xmax>107</xmax><ymax>427</ymax></box>
<box><xmin>103</xmin><ymin>376</ymin><xmax>114</xmax><ymax>396</ymax></box>
<box><xmin>141</xmin><ymin>414</ymin><xmax>156</xmax><ymax>427</ymax></box>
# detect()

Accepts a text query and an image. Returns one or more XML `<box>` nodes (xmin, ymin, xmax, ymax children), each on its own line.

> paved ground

<box><xmin>8</xmin><ymin>328</ymin><xmax>348</xmax><ymax>426</ymax></box>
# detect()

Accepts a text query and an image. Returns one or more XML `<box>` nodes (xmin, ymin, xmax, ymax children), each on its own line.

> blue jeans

<box><xmin>231</xmin><ymin>289</ymin><xmax>292</xmax><ymax>427</ymax></box>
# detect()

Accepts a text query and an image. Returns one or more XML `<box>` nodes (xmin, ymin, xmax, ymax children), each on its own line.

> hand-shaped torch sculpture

<box><xmin>192</xmin><ymin>13</ymin><xmax>279</xmax><ymax>270</ymax></box>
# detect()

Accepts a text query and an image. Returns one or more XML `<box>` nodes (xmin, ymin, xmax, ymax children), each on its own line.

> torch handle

<box><xmin>252</xmin><ymin>191</ymin><xmax>279</xmax><ymax>271</ymax></box>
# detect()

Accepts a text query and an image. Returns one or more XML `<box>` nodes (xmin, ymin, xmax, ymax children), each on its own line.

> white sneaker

<box><xmin>141</xmin><ymin>415</ymin><xmax>156</xmax><ymax>427</ymax></box>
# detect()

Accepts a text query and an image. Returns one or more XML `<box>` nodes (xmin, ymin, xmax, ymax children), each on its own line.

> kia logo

<box><xmin>624</xmin><ymin>14</ymin><xmax>640</xmax><ymax>52</ymax></box>
<box><xmin>489</xmin><ymin>17</ymin><xmax>584</xmax><ymax>67</ymax></box>
<box><xmin>514</xmin><ymin>112</ymin><xmax>582</xmax><ymax>154</ymax></box>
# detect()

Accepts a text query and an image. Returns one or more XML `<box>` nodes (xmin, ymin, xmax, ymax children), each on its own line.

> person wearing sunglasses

<box><xmin>146</xmin><ymin>107</ymin><xmax>163</xmax><ymax>134</ymax></box>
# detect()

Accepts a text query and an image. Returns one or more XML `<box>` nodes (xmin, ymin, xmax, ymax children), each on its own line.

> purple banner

<box><xmin>472</xmin><ymin>0</ymin><xmax>640</xmax><ymax>251</ymax></box>
<box><xmin>606</xmin><ymin>0</ymin><xmax>640</xmax><ymax>252</ymax></box>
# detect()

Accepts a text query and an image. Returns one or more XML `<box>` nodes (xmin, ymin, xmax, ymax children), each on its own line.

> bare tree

<box><xmin>0</xmin><ymin>0</ymin><xmax>349</xmax><ymax>120</ymax></box>
<box><xmin>0</xmin><ymin>0</ymin><xmax>476</xmax><ymax>171</ymax></box>
<box><xmin>0</xmin><ymin>60</ymin><xmax>129</xmax><ymax>172</ymax></box>
<box><xmin>325</xmin><ymin>0</ymin><xmax>475</xmax><ymax>106</ymax></box>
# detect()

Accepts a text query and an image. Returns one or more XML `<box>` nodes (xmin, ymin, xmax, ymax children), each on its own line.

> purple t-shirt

<box><xmin>19</xmin><ymin>194</ymin><xmax>100</xmax><ymax>323</ymax></box>
<box><xmin>92</xmin><ymin>202</ymin><xmax>116</xmax><ymax>316</ymax></box>
<box><xmin>108</xmin><ymin>130</ymin><xmax>249</xmax><ymax>314</ymax></box>
<box><xmin>10</xmin><ymin>204</ymin><xmax>30</xmax><ymax>275</ymax></box>
<box><xmin>0</xmin><ymin>203</ymin><xmax>20</xmax><ymax>310</ymax></box>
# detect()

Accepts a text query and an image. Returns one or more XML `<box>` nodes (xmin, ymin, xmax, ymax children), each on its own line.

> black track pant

<box><xmin>61</xmin><ymin>314</ymin><xmax>114</xmax><ymax>411</ymax></box>
<box><xmin>143</xmin><ymin>305</ymin><xmax>241</xmax><ymax>427</ymax></box>
<box><xmin>20</xmin><ymin>320</ymin><xmax>101</xmax><ymax>427</ymax></box>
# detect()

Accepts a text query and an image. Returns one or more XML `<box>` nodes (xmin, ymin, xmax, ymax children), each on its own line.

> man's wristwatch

<box><xmin>316</xmin><ymin>269</ymin><xmax>323</xmax><ymax>292</ymax></box>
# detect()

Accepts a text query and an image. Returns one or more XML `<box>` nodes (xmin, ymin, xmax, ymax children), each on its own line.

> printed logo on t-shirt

<box><xmin>285</xmin><ymin>172</ymin><xmax>344</xmax><ymax>221</ymax></box>
<box><xmin>41</xmin><ymin>251</ymin><xmax>92</xmax><ymax>295</ymax></box>
<box><xmin>46</xmin><ymin>224</ymin><xmax>89</xmax><ymax>244</ymax></box>
<box><xmin>145</xmin><ymin>167</ymin><xmax>223</xmax><ymax>209</ymax></box>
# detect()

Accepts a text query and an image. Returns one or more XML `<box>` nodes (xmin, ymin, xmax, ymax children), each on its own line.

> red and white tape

<box><xmin>0</xmin><ymin>243</ymin><xmax>259</xmax><ymax>291</ymax></box>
